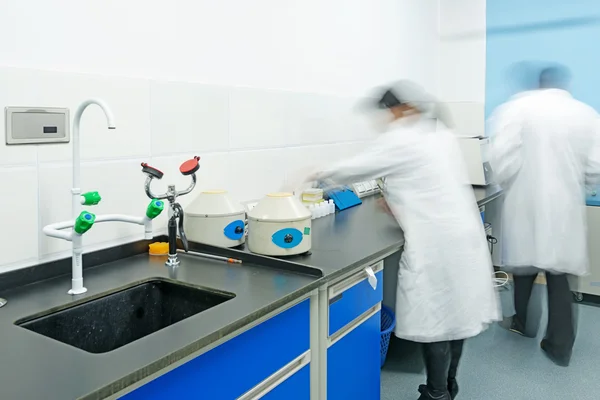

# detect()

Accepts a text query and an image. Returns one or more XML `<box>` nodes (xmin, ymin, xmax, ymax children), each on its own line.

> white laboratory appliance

<box><xmin>457</xmin><ymin>136</ymin><xmax>493</xmax><ymax>186</ymax></box>
<box><xmin>569</xmin><ymin>189</ymin><xmax>600</xmax><ymax>300</ymax></box>
<box><xmin>247</xmin><ymin>192</ymin><xmax>312</xmax><ymax>256</ymax></box>
<box><xmin>351</xmin><ymin>179</ymin><xmax>382</xmax><ymax>198</ymax></box>
<box><xmin>184</xmin><ymin>190</ymin><xmax>246</xmax><ymax>248</ymax></box>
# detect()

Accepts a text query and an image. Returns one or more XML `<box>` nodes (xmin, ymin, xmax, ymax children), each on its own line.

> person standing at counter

<box><xmin>489</xmin><ymin>65</ymin><xmax>600</xmax><ymax>367</ymax></box>
<box><xmin>308</xmin><ymin>81</ymin><xmax>500</xmax><ymax>400</ymax></box>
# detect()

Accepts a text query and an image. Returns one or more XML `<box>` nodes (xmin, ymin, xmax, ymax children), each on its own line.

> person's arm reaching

<box><xmin>313</xmin><ymin>135</ymin><xmax>401</xmax><ymax>185</ymax></box>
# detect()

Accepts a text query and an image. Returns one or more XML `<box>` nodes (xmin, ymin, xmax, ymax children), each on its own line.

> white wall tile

<box><xmin>0</xmin><ymin>67</ymin><xmax>151</xmax><ymax>164</ymax></box>
<box><xmin>0</xmin><ymin>167</ymin><xmax>38</xmax><ymax>266</ymax></box>
<box><xmin>444</xmin><ymin>102</ymin><xmax>485</xmax><ymax>136</ymax></box>
<box><xmin>226</xmin><ymin>149</ymin><xmax>287</xmax><ymax>202</ymax></box>
<box><xmin>0</xmin><ymin>69</ymin><xmax>40</xmax><ymax>166</ymax></box>
<box><xmin>438</xmin><ymin>39</ymin><xmax>487</xmax><ymax>103</ymax></box>
<box><xmin>228</xmin><ymin>87</ymin><xmax>289</xmax><ymax>149</ymax></box>
<box><xmin>150</xmin><ymin>81</ymin><xmax>229</xmax><ymax>156</ymax></box>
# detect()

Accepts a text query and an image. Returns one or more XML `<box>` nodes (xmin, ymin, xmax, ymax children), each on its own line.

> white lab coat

<box><xmin>489</xmin><ymin>89</ymin><xmax>600</xmax><ymax>275</ymax></box>
<box><xmin>319</xmin><ymin>118</ymin><xmax>500</xmax><ymax>343</ymax></box>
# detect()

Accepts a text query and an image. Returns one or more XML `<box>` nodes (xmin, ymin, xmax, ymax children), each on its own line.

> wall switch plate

<box><xmin>5</xmin><ymin>107</ymin><xmax>70</xmax><ymax>145</ymax></box>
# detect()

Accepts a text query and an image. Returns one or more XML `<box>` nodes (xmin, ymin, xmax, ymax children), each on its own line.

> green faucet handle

<box><xmin>74</xmin><ymin>211</ymin><xmax>96</xmax><ymax>234</ymax></box>
<box><xmin>146</xmin><ymin>199</ymin><xmax>164</xmax><ymax>220</ymax></box>
<box><xmin>81</xmin><ymin>191</ymin><xmax>102</xmax><ymax>206</ymax></box>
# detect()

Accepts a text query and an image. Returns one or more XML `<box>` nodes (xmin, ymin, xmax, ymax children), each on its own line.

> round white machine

<box><xmin>247</xmin><ymin>192</ymin><xmax>312</xmax><ymax>256</ymax></box>
<box><xmin>184</xmin><ymin>190</ymin><xmax>246</xmax><ymax>248</ymax></box>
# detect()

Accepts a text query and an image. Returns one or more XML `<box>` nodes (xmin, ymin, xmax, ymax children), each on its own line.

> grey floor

<box><xmin>381</xmin><ymin>285</ymin><xmax>600</xmax><ymax>400</ymax></box>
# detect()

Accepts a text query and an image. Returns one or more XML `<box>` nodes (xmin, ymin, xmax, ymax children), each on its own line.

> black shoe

<box><xmin>447</xmin><ymin>378</ymin><xmax>459</xmax><ymax>399</ymax></box>
<box><xmin>509</xmin><ymin>317</ymin><xmax>533</xmax><ymax>338</ymax></box>
<box><xmin>418</xmin><ymin>385</ymin><xmax>452</xmax><ymax>400</ymax></box>
<box><xmin>540</xmin><ymin>339</ymin><xmax>571</xmax><ymax>367</ymax></box>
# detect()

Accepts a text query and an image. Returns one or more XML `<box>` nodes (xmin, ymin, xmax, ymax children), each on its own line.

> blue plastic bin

<box><xmin>380</xmin><ymin>305</ymin><xmax>396</xmax><ymax>368</ymax></box>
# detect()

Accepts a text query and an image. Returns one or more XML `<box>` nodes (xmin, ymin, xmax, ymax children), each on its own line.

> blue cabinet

<box><xmin>327</xmin><ymin>262</ymin><xmax>383</xmax><ymax>400</ymax></box>
<box><xmin>329</xmin><ymin>270</ymin><xmax>384</xmax><ymax>335</ymax></box>
<box><xmin>327</xmin><ymin>311</ymin><xmax>381</xmax><ymax>400</ymax></box>
<box><xmin>261</xmin><ymin>364</ymin><xmax>310</xmax><ymax>400</ymax></box>
<box><xmin>121</xmin><ymin>299</ymin><xmax>310</xmax><ymax>400</ymax></box>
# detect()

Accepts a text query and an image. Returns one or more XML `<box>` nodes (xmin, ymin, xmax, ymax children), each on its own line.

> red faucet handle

<box><xmin>180</xmin><ymin>156</ymin><xmax>200</xmax><ymax>176</ymax></box>
<box><xmin>141</xmin><ymin>162</ymin><xmax>164</xmax><ymax>179</ymax></box>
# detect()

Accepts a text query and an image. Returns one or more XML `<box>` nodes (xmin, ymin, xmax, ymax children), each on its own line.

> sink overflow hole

<box><xmin>135</xmin><ymin>307</ymin><xmax>145</xmax><ymax>319</ymax></box>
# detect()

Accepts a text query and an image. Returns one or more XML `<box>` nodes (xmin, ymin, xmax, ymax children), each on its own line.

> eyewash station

<box><xmin>0</xmin><ymin>99</ymin><xmax>503</xmax><ymax>400</ymax></box>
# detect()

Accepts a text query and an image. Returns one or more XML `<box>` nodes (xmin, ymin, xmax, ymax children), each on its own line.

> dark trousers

<box><xmin>513</xmin><ymin>272</ymin><xmax>575</xmax><ymax>357</ymax></box>
<box><xmin>422</xmin><ymin>340</ymin><xmax>464</xmax><ymax>397</ymax></box>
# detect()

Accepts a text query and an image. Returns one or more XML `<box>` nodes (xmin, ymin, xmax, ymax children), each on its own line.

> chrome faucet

<box><xmin>141</xmin><ymin>157</ymin><xmax>200</xmax><ymax>267</ymax></box>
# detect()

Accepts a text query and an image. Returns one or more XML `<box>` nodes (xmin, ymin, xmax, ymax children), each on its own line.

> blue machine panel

<box><xmin>328</xmin><ymin>311</ymin><xmax>381</xmax><ymax>400</ymax></box>
<box><xmin>121</xmin><ymin>299</ymin><xmax>310</xmax><ymax>400</ymax></box>
<box><xmin>329</xmin><ymin>270</ymin><xmax>383</xmax><ymax>336</ymax></box>
<box><xmin>272</xmin><ymin>228</ymin><xmax>304</xmax><ymax>249</ymax></box>
<box><xmin>224</xmin><ymin>219</ymin><xmax>245</xmax><ymax>240</ymax></box>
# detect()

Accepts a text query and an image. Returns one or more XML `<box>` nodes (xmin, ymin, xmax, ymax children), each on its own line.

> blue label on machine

<box><xmin>272</xmin><ymin>228</ymin><xmax>304</xmax><ymax>249</ymax></box>
<box><xmin>223</xmin><ymin>220</ymin><xmax>245</xmax><ymax>240</ymax></box>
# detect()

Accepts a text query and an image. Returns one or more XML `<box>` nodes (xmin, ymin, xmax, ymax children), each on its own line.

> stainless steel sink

<box><xmin>16</xmin><ymin>279</ymin><xmax>235</xmax><ymax>353</ymax></box>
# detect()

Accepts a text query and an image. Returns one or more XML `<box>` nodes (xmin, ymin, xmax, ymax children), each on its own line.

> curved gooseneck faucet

<box><xmin>72</xmin><ymin>99</ymin><xmax>116</xmax><ymax>220</ymax></box>
<box><xmin>43</xmin><ymin>99</ymin><xmax>165</xmax><ymax>295</ymax></box>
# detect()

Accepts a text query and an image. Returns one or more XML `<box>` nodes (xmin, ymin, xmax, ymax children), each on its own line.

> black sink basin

<box><xmin>16</xmin><ymin>279</ymin><xmax>235</xmax><ymax>353</ymax></box>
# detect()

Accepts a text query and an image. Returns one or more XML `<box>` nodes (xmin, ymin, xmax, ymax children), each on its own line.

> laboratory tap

<box><xmin>141</xmin><ymin>156</ymin><xmax>200</xmax><ymax>267</ymax></box>
<box><xmin>43</xmin><ymin>99</ymin><xmax>165</xmax><ymax>295</ymax></box>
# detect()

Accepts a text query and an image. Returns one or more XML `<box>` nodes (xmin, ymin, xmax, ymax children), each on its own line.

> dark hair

<box><xmin>376</xmin><ymin>89</ymin><xmax>403</xmax><ymax>109</ymax></box>
<box><xmin>539</xmin><ymin>65</ymin><xmax>571</xmax><ymax>89</ymax></box>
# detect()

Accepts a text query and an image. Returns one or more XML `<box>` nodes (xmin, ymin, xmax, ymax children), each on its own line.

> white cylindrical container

<box><xmin>184</xmin><ymin>190</ymin><xmax>246</xmax><ymax>248</ymax></box>
<box><xmin>247</xmin><ymin>192</ymin><xmax>312</xmax><ymax>256</ymax></box>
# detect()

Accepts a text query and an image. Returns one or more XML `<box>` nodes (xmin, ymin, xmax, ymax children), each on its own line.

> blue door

<box><xmin>327</xmin><ymin>311</ymin><xmax>381</xmax><ymax>400</ymax></box>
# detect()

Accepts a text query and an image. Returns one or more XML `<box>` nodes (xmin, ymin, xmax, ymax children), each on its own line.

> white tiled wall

<box><xmin>438</xmin><ymin>0</ymin><xmax>487</xmax><ymax>136</ymax></box>
<box><xmin>0</xmin><ymin>67</ymin><xmax>371</xmax><ymax>272</ymax></box>
<box><xmin>0</xmin><ymin>0</ymin><xmax>442</xmax><ymax>274</ymax></box>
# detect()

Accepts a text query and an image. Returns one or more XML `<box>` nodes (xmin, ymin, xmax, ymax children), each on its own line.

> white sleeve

<box><xmin>585</xmin><ymin>119</ymin><xmax>600</xmax><ymax>185</ymax></box>
<box><xmin>319</xmin><ymin>136</ymin><xmax>404</xmax><ymax>185</ymax></box>
<box><xmin>488</xmin><ymin>105</ymin><xmax>524</xmax><ymax>187</ymax></box>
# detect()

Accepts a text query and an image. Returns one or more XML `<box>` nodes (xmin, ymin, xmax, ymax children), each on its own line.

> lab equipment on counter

<box><xmin>324</xmin><ymin>186</ymin><xmax>362</xmax><ymax>211</ymax></box>
<box><xmin>309</xmin><ymin>199</ymin><xmax>335</xmax><ymax>219</ymax></box>
<box><xmin>149</xmin><ymin>242</ymin><xmax>169</xmax><ymax>255</ymax></box>
<box><xmin>43</xmin><ymin>99</ymin><xmax>164</xmax><ymax>295</ymax></box>
<box><xmin>301</xmin><ymin>188</ymin><xmax>324</xmax><ymax>204</ymax></box>
<box><xmin>142</xmin><ymin>156</ymin><xmax>200</xmax><ymax>267</ymax></box>
<box><xmin>247</xmin><ymin>192</ymin><xmax>312</xmax><ymax>256</ymax></box>
<box><xmin>184</xmin><ymin>190</ymin><xmax>246</xmax><ymax>248</ymax></box>
<box><xmin>352</xmin><ymin>179</ymin><xmax>381</xmax><ymax>198</ymax></box>
<box><xmin>569</xmin><ymin>189</ymin><xmax>600</xmax><ymax>301</ymax></box>
<box><xmin>457</xmin><ymin>136</ymin><xmax>493</xmax><ymax>186</ymax></box>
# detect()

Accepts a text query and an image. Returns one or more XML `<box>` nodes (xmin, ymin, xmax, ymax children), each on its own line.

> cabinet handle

<box><xmin>329</xmin><ymin>261</ymin><xmax>383</xmax><ymax>299</ymax></box>
<box><xmin>329</xmin><ymin>293</ymin><xmax>343</xmax><ymax>305</ymax></box>
<box><xmin>328</xmin><ymin>303</ymin><xmax>381</xmax><ymax>347</ymax></box>
<box><xmin>237</xmin><ymin>350</ymin><xmax>311</xmax><ymax>400</ymax></box>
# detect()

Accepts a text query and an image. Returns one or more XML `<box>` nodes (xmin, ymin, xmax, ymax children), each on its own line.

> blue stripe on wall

<box><xmin>485</xmin><ymin>1</ymin><xmax>600</xmax><ymax>119</ymax></box>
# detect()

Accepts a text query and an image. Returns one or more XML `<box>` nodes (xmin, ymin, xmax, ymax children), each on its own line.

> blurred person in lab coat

<box><xmin>308</xmin><ymin>81</ymin><xmax>500</xmax><ymax>400</ymax></box>
<box><xmin>489</xmin><ymin>65</ymin><xmax>600</xmax><ymax>367</ymax></box>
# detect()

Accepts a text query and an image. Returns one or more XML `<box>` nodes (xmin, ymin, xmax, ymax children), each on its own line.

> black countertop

<box><xmin>0</xmin><ymin>185</ymin><xmax>502</xmax><ymax>400</ymax></box>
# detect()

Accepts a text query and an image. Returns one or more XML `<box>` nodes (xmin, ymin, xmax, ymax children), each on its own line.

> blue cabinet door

<box><xmin>261</xmin><ymin>364</ymin><xmax>310</xmax><ymax>400</ymax></box>
<box><xmin>121</xmin><ymin>299</ymin><xmax>310</xmax><ymax>400</ymax></box>
<box><xmin>327</xmin><ymin>311</ymin><xmax>381</xmax><ymax>400</ymax></box>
